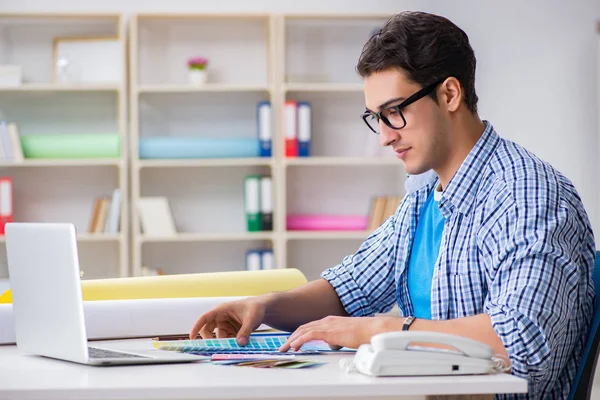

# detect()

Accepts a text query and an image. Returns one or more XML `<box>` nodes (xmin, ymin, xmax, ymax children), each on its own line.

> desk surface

<box><xmin>0</xmin><ymin>338</ymin><xmax>528</xmax><ymax>400</ymax></box>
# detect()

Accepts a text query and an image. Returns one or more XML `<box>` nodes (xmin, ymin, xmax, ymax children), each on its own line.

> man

<box><xmin>190</xmin><ymin>11</ymin><xmax>595</xmax><ymax>400</ymax></box>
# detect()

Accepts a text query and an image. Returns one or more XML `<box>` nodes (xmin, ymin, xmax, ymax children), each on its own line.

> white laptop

<box><xmin>5</xmin><ymin>222</ymin><xmax>202</xmax><ymax>365</ymax></box>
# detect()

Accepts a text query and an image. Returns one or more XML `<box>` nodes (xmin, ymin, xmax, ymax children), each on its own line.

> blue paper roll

<box><xmin>139</xmin><ymin>137</ymin><xmax>260</xmax><ymax>159</ymax></box>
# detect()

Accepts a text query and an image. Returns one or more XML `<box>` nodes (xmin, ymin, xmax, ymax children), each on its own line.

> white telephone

<box><xmin>348</xmin><ymin>331</ymin><xmax>503</xmax><ymax>377</ymax></box>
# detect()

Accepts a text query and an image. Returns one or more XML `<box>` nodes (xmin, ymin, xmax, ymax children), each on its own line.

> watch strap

<box><xmin>402</xmin><ymin>316</ymin><xmax>416</xmax><ymax>331</ymax></box>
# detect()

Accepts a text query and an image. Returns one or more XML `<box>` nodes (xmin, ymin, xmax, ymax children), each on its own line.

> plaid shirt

<box><xmin>321</xmin><ymin>121</ymin><xmax>595</xmax><ymax>399</ymax></box>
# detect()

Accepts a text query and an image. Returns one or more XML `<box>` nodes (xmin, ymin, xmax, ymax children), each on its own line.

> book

<box><xmin>244</xmin><ymin>176</ymin><xmax>261</xmax><ymax>232</ymax></box>
<box><xmin>88</xmin><ymin>197</ymin><xmax>103</xmax><ymax>233</ymax></box>
<box><xmin>6</xmin><ymin>124</ymin><xmax>23</xmax><ymax>163</ymax></box>
<box><xmin>0</xmin><ymin>177</ymin><xmax>13</xmax><ymax>234</ymax></box>
<box><xmin>257</xmin><ymin>101</ymin><xmax>271</xmax><ymax>157</ymax></box>
<box><xmin>284</xmin><ymin>100</ymin><xmax>298</xmax><ymax>157</ymax></box>
<box><xmin>137</xmin><ymin>197</ymin><xmax>177</xmax><ymax>236</ymax></box>
<box><xmin>366</xmin><ymin>195</ymin><xmax>404</xmax><ymax>229</ymax></box>
<box><xmin>245</xmin><ymin>249</ymin><xmax>261</xmax><ymax>271</ymax></box>
<box><xmin>92</xmin><ymin>197</ymin><xmax>110</xmax><ymax>233</ymax></box>
<box><xmin>297</xmin><ymin>101</ymin><xmax>311</xmax><ymax>157</ymax></box>
<box><xmin>260</xmin><ymin>176</ymin><xmax>273</xmax><ymax>231</ymax></box>
<box><xmin>103</xmin><ymin>188</ymin><xmax>121</xmax><ymax>233</ymax></box>
<box><xmin>261</xmin><ymin>249</ymin><xmax>275</xmax><ymax>270</ymax></box>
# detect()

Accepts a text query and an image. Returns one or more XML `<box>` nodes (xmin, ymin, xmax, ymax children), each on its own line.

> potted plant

<box><xmin>187</xmin><ymin>57</ymin><xmax>208</xmax><ymax>85</ymax></box>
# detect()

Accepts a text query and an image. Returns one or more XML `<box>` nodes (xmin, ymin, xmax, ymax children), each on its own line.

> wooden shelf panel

<box><xmin>0</xmin><ymin>159</ymin><xmax>122</xmax><ymax>167</ymax></box>
<box><xmin>0</xmin><ymin>84</ymin><xmax>121</xmax><ymax>93</ymax></box>
<box><xmin>140</xmin><ymin>232</ymin><xmax>274</xmax><ymax>243</ymax></box>
<box><xmin>283</xmin><ymin>83</ymin><xmax>363</xmax><ymax>92</ymax></box>
<box><xmin>137</xmin><ymin>158</ymin><xmax>274</xmax><ymax>168</ymax></box>
<box><xmin>136</xmin><ymin>84</ymin><xmax>270</xmax><ymax>93</ymax></box>
<box><xmin>285</xmin><ymin>231</ymin><xmax>372</xmax><ymax>240</ymax></box>
<box><xmin>283</xmin><ymin>157</ymin><xmax>400</xmax><ymax>167</ymax></box>
<box><xmin>0</xmin><ymin>233</ymin><xmax>123</xmax><ymax>243</ymax></box>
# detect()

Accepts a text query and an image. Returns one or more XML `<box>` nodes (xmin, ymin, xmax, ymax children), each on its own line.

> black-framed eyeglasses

<box><xmin>361</xmin><ymin>78</ymin><xmax>446</xmax><ymax>134</ymax></box>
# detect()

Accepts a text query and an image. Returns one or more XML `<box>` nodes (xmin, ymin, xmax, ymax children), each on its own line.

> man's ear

<box><xmin>440</xmin><ymin>77</ymin><xmax>462</xmax><ymax>112</ymax></box>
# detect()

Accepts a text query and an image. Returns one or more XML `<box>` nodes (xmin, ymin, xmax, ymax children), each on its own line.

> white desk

<box><xmin>0</xmin><ymin>338</ymin><xmax>528</xmax><ymax>400</ymax></box>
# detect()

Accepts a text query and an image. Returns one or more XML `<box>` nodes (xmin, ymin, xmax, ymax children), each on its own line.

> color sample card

<box><xmin>154</xmin><ymin>334</ymin><xmax>340</xmax><ymax>354</ymax></box>
<box><xmin>211</xmin><ymin>358</ymin><xmax>325</xmax><ymax>369</ymax></box>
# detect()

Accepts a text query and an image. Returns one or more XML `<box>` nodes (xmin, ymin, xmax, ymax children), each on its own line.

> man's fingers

<box><xmin>189</xmin><ymin>311</ymin><xmax>214</xmax><ymax>339</ymax></box>
<box><xmin>236</xmin><ymin>309</ymin><xmax>261</xmax><ymax>346</ymax></box>
<box><xmin>279</xmin><ymin>327</ymin><xmax>308</xmax><ymax>352</ymax></box>
<box><xmin>279</xmin><ymin>322</ymin><xmax>314</xmax><ymax>352</ymax></box>
<box><xmin>216</xmin><ymin>320</ymin><xmax>239</xmax><ymax>338</ymax></box>
<box><xmin>200</xmin><ymin>320</ymin><xmax>217</xmax><ymax>339</ymax></box>
<box><xmin>288</xmin><ymin>331</ymin><xmax>321</xmax><ymax>351</ymax></box>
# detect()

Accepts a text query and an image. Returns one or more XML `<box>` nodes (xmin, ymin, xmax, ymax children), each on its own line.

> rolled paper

<box><xmin>0</xmin><ymin>296</ymin><xmax>248</xmax><ymax>344</ymax></box>
<box><xmin>0</xmin><ymin>268</ymin><xmax>307</xmax><ymax>303</ymax></box>
<box><xmin>138</xmin><ymin>136</ymin><xmax>259</xmax><ymax>159</ymax></box>
<box><xmin>20</xmin><ymin>133</ymin><xmax>120</xmax><ymax>158</ymax></box>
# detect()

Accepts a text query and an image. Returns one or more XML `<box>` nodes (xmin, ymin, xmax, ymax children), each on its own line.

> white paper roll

<box><xmin>0</xmin><ymin>296</ymin><xmax>245</xmax><ymax>344</ymax></box>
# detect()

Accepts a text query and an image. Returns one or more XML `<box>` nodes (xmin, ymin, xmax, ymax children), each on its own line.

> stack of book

<box><xmin>367</xmin><ymin>195</ymin><xmax>404</xmax><ymax>231</ymax></box>
<box><xmin>136</xmin><ymin>196</ymin><xmax>177</xmax><ymax>236</ymax></box>
<box><xmin>244</xmin><ymin>175</ymin><xmax>273</xmax><ymax>232</ymax></box>
<box><xmin>0</xmin><ymin>122</ymin><xmax>24</xmax><ymax>162</ymax></box>
<box><xmin>0</xmin><ymin>177</ymin><xmax>12</xmax><ymax>234</ymax></box>
<box><xmin>87</xmin><ymin>189</ymin><xmax>121</xmax><ymax>234</ymax></box>
<box><xmin>283</xmin><ymin>100</ymin><xmax>311</xmax><ymax>157</ymax></box>
<box><xmin>245</xmin><ymin>248</ymin><xmax>275</xmax><ymax>271</ymax></box>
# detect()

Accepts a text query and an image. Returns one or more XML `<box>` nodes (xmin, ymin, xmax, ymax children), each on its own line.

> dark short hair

<box><xmin>356</xmin><ymin>11</ymin><xmax>479</xmax><ymax>114</ymax></box>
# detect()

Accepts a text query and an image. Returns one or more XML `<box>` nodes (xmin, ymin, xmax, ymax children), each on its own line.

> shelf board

<box><xmin>283</xmin><ymin>156</ymin><xmax>401</xmax><ymax>167</ymax></box>
<box><xmin>0</xmin><ymin>83</ymin><xmax>121</xmax><ymax>93</ymax></box>
<box><xmin>285</xmin><ymin>231</ymin><xmax>372</xmax><ymax>240</ymax></box>
<box><xmin>0</xmin><ymin>233</ymin><xmax>122</xmax><ymax>243</ymax></box>
<box><xmin>137</xmin><ymin>158</ymin><xmax>274</xmax><ymax>168</ymax></box>
<box><xmin>140</xmin><ymin>232</ymin><xmax>274</xmax><ymax>243</ymax></box>
<box><xmin>284</xmin><ymin>83</ymin><xmax>364</xmax><ymax>92</ymax></box>
<box><xmin>0</xmin><ymin>159</ymin><xmax>122</xmax><ymax>167</ymax></box>
<box><xmin>136</xmin><ymin>84</ymin><xmax>270</xmax><ymax>94</ymax></box>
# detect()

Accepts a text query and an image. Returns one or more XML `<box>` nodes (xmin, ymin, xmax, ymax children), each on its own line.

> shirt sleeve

<box><xmin>320</xmin><ymin>198</ymin><xmax>407</xmax><ymax>317</ymax></box>
<box><xmin>478</xmin><ymin>176</ymin><xmax>594</xmax><ymax>384</ymax></box>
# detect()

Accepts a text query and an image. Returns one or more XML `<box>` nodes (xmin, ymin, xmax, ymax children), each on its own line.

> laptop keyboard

<box><xmin>88</xmin><ymin>347</ymin><xmax>148</xmax><ymax>359</ymax></box>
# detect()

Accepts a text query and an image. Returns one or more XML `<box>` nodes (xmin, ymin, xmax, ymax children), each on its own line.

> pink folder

<box><xmin>286</xmin><ymin>214</ymin><xmax>368</xmax><ymax>231</ymax></box>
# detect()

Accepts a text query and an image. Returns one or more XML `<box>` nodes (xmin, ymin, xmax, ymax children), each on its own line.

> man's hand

<box><xmin>278</xmin><ymin>315</ymin><xmax>399</xmax><ymax>352</ymax></box>
<box><xmin>189</xmin><ymin>297</ymin><xmax>267</xmax><ymax>346</ymax></box>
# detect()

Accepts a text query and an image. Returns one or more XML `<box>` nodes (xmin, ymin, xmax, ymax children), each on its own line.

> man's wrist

<box><xmin>403</xmin><ymin>316</ymin><xmax>416</xmax><ymax>331</ymax></box>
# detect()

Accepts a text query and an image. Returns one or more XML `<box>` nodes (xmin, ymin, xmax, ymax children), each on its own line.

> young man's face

<box><xmin>363</xmin><ymin>68</ymin><xmax>449</xmax><ymax>176</ymax></box>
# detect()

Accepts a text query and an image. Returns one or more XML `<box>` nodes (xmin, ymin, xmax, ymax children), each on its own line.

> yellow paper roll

<box><xmin>0</xmin><ymin>268</ymin><xmax>307</xmax><ymax>303</ymax></box>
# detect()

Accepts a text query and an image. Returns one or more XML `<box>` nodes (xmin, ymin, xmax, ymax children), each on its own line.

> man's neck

<box><xmin>436</xmin><ymin>114</ymin><xmax>486</xmax><ymax>190</ymax></box>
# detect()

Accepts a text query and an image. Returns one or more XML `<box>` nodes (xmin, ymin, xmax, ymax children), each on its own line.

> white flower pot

<box><xmin>189</xmin><ymin>69</ymin><xmax>207</xmax><ymax>85</ymax></box>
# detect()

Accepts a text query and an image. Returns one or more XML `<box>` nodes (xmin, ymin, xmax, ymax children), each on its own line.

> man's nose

<box><xmin>379</xmin><ymin>122</ymin><xmax>399</xmax><ymax>147</ymax></box>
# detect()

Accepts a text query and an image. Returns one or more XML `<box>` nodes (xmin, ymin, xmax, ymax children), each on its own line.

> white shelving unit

<box><xmin>278</xmin><ymin>14</ymin><xmax>405</xmax><ymax>281</ymax></box>
<box><xmin>0</xmin><ymin>13</ymin><xmax>128</xmax><ymax>279</ymax></box>
<box><xmin>129</xmin><ymin>13</ymin><xmax>276</xmax><ymax>277</ymax></box>
<box><xmin>129</xmin><ymin>12</ymin><xmax>404</xmax><ymax>281</ymax></box>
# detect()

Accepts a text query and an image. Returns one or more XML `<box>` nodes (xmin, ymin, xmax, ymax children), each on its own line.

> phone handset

<box><xmin>371</xmin><ymin>331</ymin><xmax>495</xmax><ymax>360</ymax></box>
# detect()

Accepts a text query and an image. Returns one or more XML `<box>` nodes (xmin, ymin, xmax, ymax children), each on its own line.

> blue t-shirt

<box><xmin>407</xmin><ymin>187</ymin><xmax>445</xmax><ymax>319</ymax></box>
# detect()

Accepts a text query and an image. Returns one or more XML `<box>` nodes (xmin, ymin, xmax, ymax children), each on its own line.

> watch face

<box><xmin>402</xmin><ymin>316</ymin><xmax>415</xmax><ymax>330</ymax></box>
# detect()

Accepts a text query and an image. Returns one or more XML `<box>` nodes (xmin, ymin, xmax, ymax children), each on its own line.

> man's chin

<box><xmin>404</xmin><ymin>164</ymin><xmax>429</xmax><ymax>176</ymax></box>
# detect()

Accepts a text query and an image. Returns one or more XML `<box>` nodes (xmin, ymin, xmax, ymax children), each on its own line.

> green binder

<box><xmin>244</xmin><ymin>175</ymin><xmax>262</xmax><ymax>232</ymax></box>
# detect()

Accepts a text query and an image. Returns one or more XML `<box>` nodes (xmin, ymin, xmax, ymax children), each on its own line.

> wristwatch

<box><xmin>402</xmin><ymin>316</ymin><xmax>416</xmax><ymax>331</ymax></box>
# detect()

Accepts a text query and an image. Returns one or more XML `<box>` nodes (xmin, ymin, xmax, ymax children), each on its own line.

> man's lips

<box><xmin>395</xmin><ymin>147</ymin><xmax>411</xmax><ymax>158</ymax></box>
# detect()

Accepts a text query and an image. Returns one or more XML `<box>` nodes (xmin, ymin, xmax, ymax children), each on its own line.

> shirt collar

<box><xmin>439</xmin><ymin>120</ymin><xmax>500</xmax><ymax>215</ymax></box>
